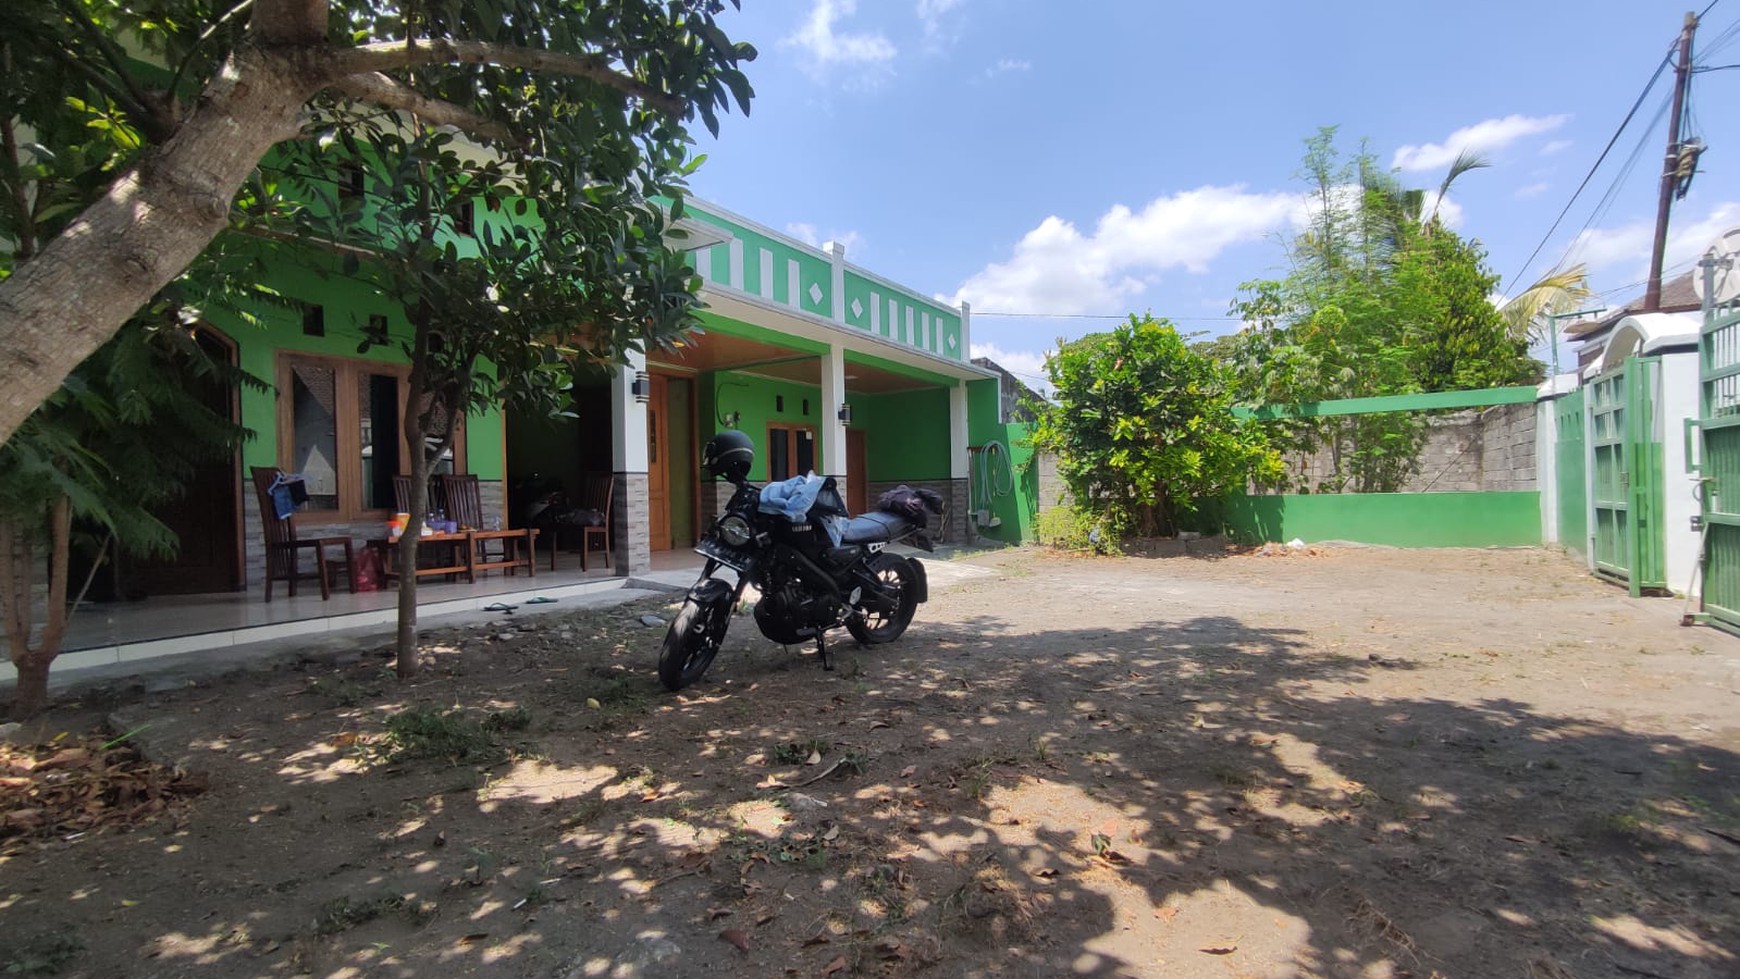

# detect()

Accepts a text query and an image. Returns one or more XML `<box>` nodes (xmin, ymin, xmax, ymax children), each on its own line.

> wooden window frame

<box><xmin>276</xmin><ymin>352</ymin><xmax>468</xmax><ymax>521</ymax></box>
<box><xmin>765</xmin><ymin>423</ymin><xmax>817</xmax><ymax>482</ymax></box>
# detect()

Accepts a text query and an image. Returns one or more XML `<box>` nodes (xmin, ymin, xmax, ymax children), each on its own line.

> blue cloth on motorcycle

<box><xmin>760</xmin><ymin>474</ymin><xmax>849</xmax><ymax>545</ymax></box>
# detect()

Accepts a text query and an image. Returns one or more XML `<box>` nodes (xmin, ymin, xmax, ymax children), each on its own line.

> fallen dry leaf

<box><xmin>801</xmin><ymin>933</ymin><xmax>831</xmax><ymax>947</ymax></box>
<box><xmin>1200</xmin><ymin>945</ymin><xmax>1238</xmax><ymax>955</ymax></box>
<box><xmin>719</xmin><ymin>928</ymin><xmax>751</xmax><ymax>952</ymax></box>
<box><xmin>899</xmin><ymin>765</ymin><xmax>917</xmax><ymax>778</ymax></box>
<box><xmin>821</xmin><ymin>955</ymin><xmax>848</xmax><ymax>976</ymax></box>
<box><xmin>1154</xmin><ymin>906</ymin><xmax>1179</xmax><ymax>921</ymax></box>
<box><xmin>709</xmin><ymin>908</ymin><xmax>734</xmax><ymax>921</ymax></box>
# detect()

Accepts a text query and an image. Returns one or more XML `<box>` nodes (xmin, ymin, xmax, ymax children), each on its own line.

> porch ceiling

<box><xmin>648</xmin><ymin>333</ymin><xmax>936</xmax><ymax>394</ymax></box>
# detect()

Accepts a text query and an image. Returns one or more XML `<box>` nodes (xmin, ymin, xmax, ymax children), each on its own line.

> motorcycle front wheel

<box><xmin>658</xmin><ymin>594</ymin><xmax>732</xmax><ymax>691</ymax></box>
<box><xmin>847</xmin><ymin>553</ymin><xmax>919</xmax><ymax>645</ymax></box>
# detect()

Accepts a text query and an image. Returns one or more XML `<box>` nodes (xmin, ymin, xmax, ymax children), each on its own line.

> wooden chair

<box><xmin>392</xmin><ymin>475</ymin><xmax>449</xmax><ymax>517</ymax></box>
<box><xmin>249</xmin><ymin>467</ymin><xmax>354</xmax><ymax>601</ymax></box>
<box><xmin>438</xmin><ymin>474</ymin><xmax>536</xmax><ymax>576</ymax></box>
<box><xmin>576</xmin><ymin>472</ymin><xmax>613</xmax><ymax>572</ymax></box>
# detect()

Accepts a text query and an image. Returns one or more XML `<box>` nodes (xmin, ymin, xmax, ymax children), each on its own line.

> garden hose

<box><xmin>972</xmin><ymin>439</ymin><xmax>1014</xmax><ymax>527</ymax></box>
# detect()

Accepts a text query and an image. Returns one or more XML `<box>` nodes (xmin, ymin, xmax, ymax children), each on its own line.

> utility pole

<box><xmin>1646</xmin><ymin>11</ymin><xmax>1699</xmax><ymax>312</ymax></box>
<box><xmin>1545</xmin><ymin>307</ymin><xmax>1607</xmax><ymax>380</ymax></box>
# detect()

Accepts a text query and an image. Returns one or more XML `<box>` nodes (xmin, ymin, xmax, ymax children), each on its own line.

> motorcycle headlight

<box><xmin>716</xmin><ymin>515</ymin><xmax>753</xmax><ymax>547</ymax></box>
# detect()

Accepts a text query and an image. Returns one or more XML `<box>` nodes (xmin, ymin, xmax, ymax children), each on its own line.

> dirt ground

<box><xmin>3</xmin><ymin>544</ymin><xmax>1739</xmax><ymax>979</ymax></box>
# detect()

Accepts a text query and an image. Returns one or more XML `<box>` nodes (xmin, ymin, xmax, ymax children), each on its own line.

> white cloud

<box><xmin>970</xmin><ymin>342</ymin><xmax>1054</xmax><ymax>397</ymax></box>
<box><xmin>783</xmin><ymin>0</ymin><xmax>897</xmax><ymax>82</ymax></box>
<box><xmin>1568</xmin><ymin>200</ymin><xmax>1740</xmax><ymax>282</ymax></box>
<box><xmin>1393</xmin><ymin>114</ymin><xmax>1570</xmax><ymax>171</ymax></box>
<box><xmin>1417</xmin><ymin>191</ymin><xmax>1465</xmax><ymax>228</ymax></box>
<box><xmin>784</xmin><ymin>222</ymin><xmax>865</xmax><ymax>255</ymax></box>
<box><xmin>984</xmin><ymin>57</ymin><xmax>1031</xmax><ymax>79</ymax></box>
<box><xmin>917</xmin><ymin>0</ymin><xmax>964</xmax><ymax>39</ymax></box>
<box><xmin>1541</xmin><ymin>140</ymin><xmax>1572</xmax><ymax>156</ymax></box>
<box><xmin>1515</xmin><ymin>181</ymin><xmax>1551</xmax><ymax>199</ymax></box>
<box><xmin>951</xmin><ymin>186</ymin><xmax>1303</xmax><ymax>315</ymax></box>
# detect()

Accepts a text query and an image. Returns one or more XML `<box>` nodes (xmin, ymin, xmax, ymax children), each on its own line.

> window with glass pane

<box><xmin>290</xmin><ymin>362</ymin><xmax>340</xmax><ymax>508</ymax></box>
<box><xmin>360</xmin><ymin>372</ymin><xmax>401</xmax><ymax>510</ymax></box>
<box><xmin>768</xmin><ymin>427</ymin><xmax>791</xmax><ymax>481</ymax></box>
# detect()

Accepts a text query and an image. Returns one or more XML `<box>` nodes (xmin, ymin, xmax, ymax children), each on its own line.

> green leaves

<box><xmin>1031</xmin><ymin>315</ymin><xmax>1280</xmax><ymax>541</ymax></box>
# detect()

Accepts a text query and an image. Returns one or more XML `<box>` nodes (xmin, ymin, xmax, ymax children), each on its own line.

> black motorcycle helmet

<box><xmin>701</xmin><ymin>429</ymin><xmax>755</xmax><ymax>482</ymax></box>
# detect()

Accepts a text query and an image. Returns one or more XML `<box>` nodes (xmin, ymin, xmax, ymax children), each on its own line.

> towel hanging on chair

<box><xmin>267</xmin><ymin>472</ymin><xmax>311</xmax><ymax>520</ymax></box>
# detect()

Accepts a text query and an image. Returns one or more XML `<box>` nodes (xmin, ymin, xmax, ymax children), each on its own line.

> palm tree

<box><xmin>1500</xmin><ymin>264</ymin><xmax>1594</xmax><ymax>345</ymax></box>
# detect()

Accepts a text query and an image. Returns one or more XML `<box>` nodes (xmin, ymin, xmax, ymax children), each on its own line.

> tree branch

<box><xmin>325</xmin><ymin>39</ymin><xmax>686</xmax><ymax>115</ymax></box>
<box><xmin>329</xmin><ymin>72</ymin><xmax>515</xmax><ymax>143</ymax></box>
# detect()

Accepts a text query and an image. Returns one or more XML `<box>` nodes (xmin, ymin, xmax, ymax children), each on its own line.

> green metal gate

<box><xmin>1555</xmin><ymin>388</ymin><xmax>1587</xmax><ymax>559</ymax></box>
<box><xmin>1590</xmin><ymin>358</ymin><xmax>1666</xmax><ymax>596</ymax></box>
<box><xmin>1695</xmin><ymin>306</ymin><xmax>1740</xmax><ymax>630</ymax></box>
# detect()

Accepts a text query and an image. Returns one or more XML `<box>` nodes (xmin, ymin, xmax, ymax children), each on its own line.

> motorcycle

<box><xmin>657</xmin><ymin>429</ymin><xmax>943</xmax><ymax>692</ymax></box>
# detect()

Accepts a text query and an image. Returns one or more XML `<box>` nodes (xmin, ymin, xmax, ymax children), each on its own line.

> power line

<box><xmin>1556</xmin><ymin>88</ymin><xmax>1673</xmax><ymax>273</ymax></box>
<box><xmin>1503</xmin><ymin>45</ymin><xmax>1674</xmax><ymax>293</ymax></box>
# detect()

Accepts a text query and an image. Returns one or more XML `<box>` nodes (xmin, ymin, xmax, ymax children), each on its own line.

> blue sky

<box><xmin>688</xmin><ymin>0</ymin><xmax>1740</xmax><ymax>391</ymax></box>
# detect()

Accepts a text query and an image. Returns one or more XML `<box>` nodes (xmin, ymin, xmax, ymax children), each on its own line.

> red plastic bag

<box><xmin>354</xmin><ymin>546</ymin><xmax>383</xmax><ymax>592</ymax></box>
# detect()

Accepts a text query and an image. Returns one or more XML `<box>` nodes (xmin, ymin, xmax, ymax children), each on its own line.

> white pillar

<box><xmin>1536</xmin><ymin>397</ymin><xmax>1558</xmax><ymax>544</ymax></box>
<box><xmin>612</xmin><ymin>350</ymin><xmax>649</xmax><ymax>472</ymax></box>
<box><xmin>960</xmin><ymin>300</ymin><xmax>972</xmax><ymax>360</ymax></box>
<box><xmin>949</xmin><ymin>381</ymin><xmax>970</xmax><ymax>480</ymax></box>
<box><xmin>821</xmin><ymin>344</ymin><xmax>847</xmax><ymax>474</ymax></box>
<box><xmin>824</xmin><ymin>240</ymin><xmax>847</xmax><ymax>324</ymax></box>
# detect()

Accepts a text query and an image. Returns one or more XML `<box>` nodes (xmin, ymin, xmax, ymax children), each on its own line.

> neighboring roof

<box><xmin>971</xmin><ymin>356</ymin><xmax>1045</xmax><ymax>421</ymax></box>
<box><xmin>1565</xmin><ymin>271</ymin><xmax>1699</xmax><ymax>339</ymax></box>
<box><xmin>1598</xmin><ymin>311</ymin><xmax>1701</xmax><ymax>371</ymax></box>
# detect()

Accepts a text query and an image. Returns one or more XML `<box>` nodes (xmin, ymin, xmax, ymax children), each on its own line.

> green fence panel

<box><xmin>1699</xmin><ymin>307</ymin><xmax>1740</xmax><ymax>630</ymax></box>
<box><xmin>1220</xmin><ymin>491</ymin><xmax>1541</xmax><ymax>548</ymax></box>
<box><xmin>1555</xmin><ymin>389</ymin><xmax>1588</xmax><ymax>559</ymax></box>
<box><xmin>1589</xmin><ymin>366</ymin><xmax>1631</xmax><ymax>583</ymax></box>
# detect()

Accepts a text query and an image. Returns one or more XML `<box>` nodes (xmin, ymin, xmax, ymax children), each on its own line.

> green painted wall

<box><xmin>707</xmin><ymin>370</ymin><xmax>827</xmax><ymax>480</ymax></box>
<box><xmin>682</xmin><ymin>200</ymin><xmax>966</xmax><ymax>362</ymax></box>
<box><xmin>857</xmin><ymin>388</ymin><xmax>949</xmax><ymax>481</ymax></box>
<box><xmin>963</xmin><ymin>379</ymin><xmax>1031</xmax><ymax>544</ymax></box>
<box><xmin>682</xmin><ymin>207</ymin><xmax>832</xmax><ymax>317</ymax></box>
<box><xmin>204</xmin><ymin>253</ymin><xmax>504</xmax><ymax>480</ymax></box>
<box><xmin>1220</xmin><ymin>491</ymin><xmax>1543</xmax><ymax>548</ymax></box>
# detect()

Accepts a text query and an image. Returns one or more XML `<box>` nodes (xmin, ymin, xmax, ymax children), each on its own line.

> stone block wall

<box><xmin>1274</xmin><ymin>403</ymin><xmax>1537</xmax><ymax>494</ymax></box>
<box><xmin>1477</xmin><ymin>402</ymin><xmax>1538</xmax><ymax>492</ymax></box>
<box><xmin>866</xmin><ymin>479</ymin><xmax>971</xmax><ymax>545</ymax></box>
<box><xmin>612</xmin><ymin>472</ymin><xmax>651</xmax><ymax>575</ymax></box>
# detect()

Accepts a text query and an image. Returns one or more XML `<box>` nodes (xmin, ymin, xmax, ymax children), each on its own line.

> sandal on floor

<box><xmin>483</xmin><ymin>602</ymin><xmax>517</xmax><ymax>613</ymax></box>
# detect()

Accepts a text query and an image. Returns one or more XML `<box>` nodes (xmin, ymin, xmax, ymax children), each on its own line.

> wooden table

<box><xmin>371</xmin><ymin>532</ymin><xmax>475</xmax><ymax>584</ymax></box>
<box><xmin>370</xmin><ymin>528</ymin><xmax>540</xmax><ymax>585</ymax></box>
<box><xmin>470</xmin><ymin>528</ymin><xmax>538</xmax><ymax>577</ymax></box>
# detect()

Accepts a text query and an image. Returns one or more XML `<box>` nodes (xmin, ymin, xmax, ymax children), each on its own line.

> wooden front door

<box><xmin>129</xmin><ymin>328</ymin><xmax>243</xmax><ymax>594</ymax></box>
<box><xmin>847</xmin><ymin>428</ymin><xmax>868</xmax><ymax>515</ymax></box>
<box><xmin>647</xmin><ymin>375</ymin><xmax>671</xmax><ymax>551</ymax></box>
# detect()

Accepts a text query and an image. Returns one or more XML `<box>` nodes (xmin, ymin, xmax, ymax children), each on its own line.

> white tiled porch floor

<box><xmin>0</xmin><ymin>550</ymin><xmax>708</xmax><ymax>683</ymax></box>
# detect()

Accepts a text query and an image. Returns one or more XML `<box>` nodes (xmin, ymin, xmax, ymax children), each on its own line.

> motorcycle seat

<box><xmin>841</xmin><ymin>511</ymin><xmax>910</xmax><ymax>544</ymax></box>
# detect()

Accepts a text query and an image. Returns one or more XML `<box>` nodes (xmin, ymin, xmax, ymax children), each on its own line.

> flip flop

<box><xmin>483</xmin><ymin>602</ymin><xmax>517</xmax><ymax>613</ymax></box>
<box><xmin>524</xmin><ymin>597</ymin><xmax>558</xmax><ymax>605</ymax></box>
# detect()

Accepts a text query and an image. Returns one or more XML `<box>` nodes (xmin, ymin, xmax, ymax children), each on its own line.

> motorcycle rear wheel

<box><xmin>847</xmin><ymin>554</ymin><xmax>918</xmax><ymax>645</ymax></box>
<box><xmin>659</xmin><ymin>596</ymin><xmax>730</xmax><ymax>691</ymax></box>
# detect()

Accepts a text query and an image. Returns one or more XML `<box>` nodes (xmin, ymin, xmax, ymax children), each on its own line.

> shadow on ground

<box><xmin>2</xmin><ymin>580</ymin><xmax>1736</xmax><ymax>979</ymax></box>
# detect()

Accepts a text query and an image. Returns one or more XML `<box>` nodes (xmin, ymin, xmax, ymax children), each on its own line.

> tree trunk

<box><xmin>395</xmin><ymin>456</ymin><xmax>427</xmax><ymax>679</ymax></box>
<box><xmin>0</xmin><ymin>45</ymin><xmax>318</xmax><ymax>446</ymax></box>
<box><xmin>0</xmin><ymin>498</ymin><xmax>73</xmax><ymax>719</ymax></box>
<box><xmin>394</xmin><ymin>301</ymin><xmax>438</xmax><ymax>678</ymax></box>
